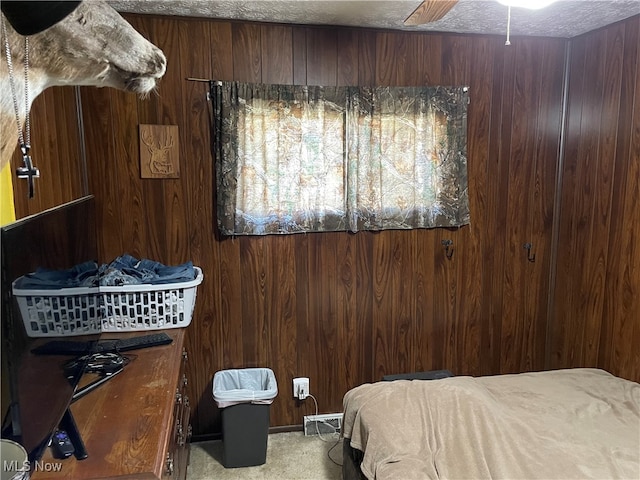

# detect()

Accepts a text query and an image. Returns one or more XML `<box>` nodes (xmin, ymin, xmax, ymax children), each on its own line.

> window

<box><xmin>211</xmin><ymin>82</ymin><xmax>469</xmax><ymax>235</ymax></box>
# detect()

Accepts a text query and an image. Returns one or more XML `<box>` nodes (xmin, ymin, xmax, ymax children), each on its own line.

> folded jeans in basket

<box><xmin>12</xmin><ymin>261</ymin><xmax>99</xmax><ymax>290</ymax></box>
<box><xmin>98</xmin><ymin>255</ymin><xmax>196</xmax><ymax>286</ymax></box>
<box><xmin>14</xmin><ymin>254</ymin><xmax>196</xmax><ymax>289</ymax></box>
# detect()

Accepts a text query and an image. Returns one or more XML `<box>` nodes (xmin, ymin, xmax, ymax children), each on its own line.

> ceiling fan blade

<box><xmin>404</xmin><ymin>0</ymin><xmax>459</xmax><ymax>25</ymax></box>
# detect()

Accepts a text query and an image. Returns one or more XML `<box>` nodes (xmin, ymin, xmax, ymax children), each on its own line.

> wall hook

<box><xmin>523</xmin><ymin>243</ymin><xmax>536</xmax><ymax>263</ymax></box>
<box><xmin>441</xmin><ymin>239</ymin><xmax>454</xmax><ymax>260</ymax></box>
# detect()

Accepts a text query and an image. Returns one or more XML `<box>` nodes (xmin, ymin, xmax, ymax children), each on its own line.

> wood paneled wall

<box><xmin>550</xmin><ymin>16</ymin><xmax>640</xmax><ymax>380</ymax></box>
<box><xmin>76</xmin><ymin>17</ymin><xmax>567</xmax><ymax>436</ymax></box>
<box><xmin>11</xmin><ymin>14</ymin><xmax>639</xmax><ymax>437</ymax></box>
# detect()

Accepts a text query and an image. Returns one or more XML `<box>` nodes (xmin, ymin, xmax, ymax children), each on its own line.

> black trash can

<box><xmin>212</xmin><ymin>368</ymin><xmax>278</xmax><ymax>468</ymax></box>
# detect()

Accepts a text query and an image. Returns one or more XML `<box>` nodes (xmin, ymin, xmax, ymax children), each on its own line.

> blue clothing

<box><xmin>97</xmin><ymin>254</ymin><xmax>195</xmax><ymax>286</ymax></box>
<box><xmin>14</xmin><ymin>261</ymin><xmax>99</xmax><ymax>290</ymax></box>
<box><xmin>14</xmin><ymin>255</ymin><xmax>196</xmax><ymax>290</ymax></box>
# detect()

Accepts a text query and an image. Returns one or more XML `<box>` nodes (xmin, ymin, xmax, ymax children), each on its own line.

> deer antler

<box><xmin>158</xmin><ymin>135</ymin><xmax>174</xmax><ymax>151</ymax></box>
<box><xmin>141</xmin><ymin>128</ymin><xmax>156</xmax><ymax>154</ymax></box>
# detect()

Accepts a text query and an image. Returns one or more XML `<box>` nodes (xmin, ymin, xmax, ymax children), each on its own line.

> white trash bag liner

<box><xmin>213</xmin><ymin>368</ymin><xmax>278</xmax><ymax>408</ymax></box>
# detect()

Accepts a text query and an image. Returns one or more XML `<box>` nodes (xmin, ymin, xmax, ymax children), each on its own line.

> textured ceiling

<box><xmin>108</xmin><ymin>0</ymin><xmax>640</xmax><ymax>38</ymax></box>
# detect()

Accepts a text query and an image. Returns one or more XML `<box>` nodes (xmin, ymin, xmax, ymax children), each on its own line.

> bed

<box><xmin>342</xmin><ymin>368</ymin><xmax>640</xmax><ymax>480</ymax></box>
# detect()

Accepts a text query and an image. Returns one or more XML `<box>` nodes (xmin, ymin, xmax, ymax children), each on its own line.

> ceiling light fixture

<box><xmin>499</xmin><ymin>0</ymin><xmax>556</xmax><ymax>46</ymax></box>
<box><xmin>497</xmin><ymin>0</ymin><xmax>556</xmax><ymax>9</ymax></box>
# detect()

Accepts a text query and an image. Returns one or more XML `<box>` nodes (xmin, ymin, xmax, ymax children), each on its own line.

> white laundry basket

<box><xmin>12</xmin><ymin>267</ymin><xmax>203</xmax><ymax>337</ymax></box>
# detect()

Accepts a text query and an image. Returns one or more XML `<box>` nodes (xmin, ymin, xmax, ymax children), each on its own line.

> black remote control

<box><xmin>32</xmin><ymin>332</ymin><xmax>173</xmax><ymax>355</ymax></box>
<box><xmin>107</xmin><ymin>332</ymin><xmax>173</xmax><ymax>352</ymax></box>
<box><xmin>59</xmin><ymin>409</ymin><xmax>88</xmax><ymax>460</ymax></box>
<box><xmin>50</xmin><ymin>429</ymin><xmax>75</xmax><ymax>459</ymax></box>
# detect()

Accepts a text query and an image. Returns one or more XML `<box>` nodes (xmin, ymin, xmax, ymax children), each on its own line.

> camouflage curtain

<box><xmin>211</xmin><ymin>81</ymin><xmax>469</xmax><ymax>236</ymax></box>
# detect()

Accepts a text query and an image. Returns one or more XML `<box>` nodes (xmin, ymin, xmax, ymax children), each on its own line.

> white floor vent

<box><xmin>303</xmin><ymin>413</ymin><xmax>342</xmax><ymax>436</ymax></box>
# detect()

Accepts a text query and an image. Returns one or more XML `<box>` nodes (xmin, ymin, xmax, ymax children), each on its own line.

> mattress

<box><xmin>342</xmin><ymin>368</ymin><xmax>640</xmax><ymax>480</ymax></box>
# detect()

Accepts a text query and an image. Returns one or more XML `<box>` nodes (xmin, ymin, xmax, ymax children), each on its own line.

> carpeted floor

<box><xmin>187</xmin><ymin>431</ymin><xmax>343</xmax><ymax>480</ymax></box>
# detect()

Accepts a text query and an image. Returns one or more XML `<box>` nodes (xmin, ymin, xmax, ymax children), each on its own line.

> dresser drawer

<box><xmin>164</xmin><ymin>347</ymin><xmax>191</xmax><ymax>479</ymax></box>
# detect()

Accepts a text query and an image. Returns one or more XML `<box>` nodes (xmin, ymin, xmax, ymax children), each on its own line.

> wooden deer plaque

<box><xmin>139</xmin><ymin>124</ymin><xmax>179</xmax><ymax>178</ymax></box>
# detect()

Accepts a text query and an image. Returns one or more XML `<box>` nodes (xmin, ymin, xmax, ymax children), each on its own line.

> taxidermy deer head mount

<box><xmin>0</xmin><ymin>0</ymin><xmax>167</xmax><ymax>172</ymax></box>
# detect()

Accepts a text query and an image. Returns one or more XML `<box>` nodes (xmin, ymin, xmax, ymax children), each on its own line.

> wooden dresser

<box><xmin>32</xmin><ymin>329</ymin><xmax>191</xmax><ymax>480</ymax></box>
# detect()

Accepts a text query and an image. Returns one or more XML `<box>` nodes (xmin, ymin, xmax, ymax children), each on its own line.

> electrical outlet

<box><xmin>293</xmin><ymin>377</ymin><xmax>309</xmax><ymax>399</ymax></box>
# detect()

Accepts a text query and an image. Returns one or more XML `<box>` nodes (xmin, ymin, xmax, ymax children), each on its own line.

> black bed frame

<box><xmin>343</xmin><ymin>438</ymin><xmax>367</xmax><ymax>480</ymax></box>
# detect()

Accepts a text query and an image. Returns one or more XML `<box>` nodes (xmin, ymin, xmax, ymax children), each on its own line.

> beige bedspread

<box><xmin>342</xmin><ymin>368</ymin><xmax>640</xmax><ymax>480</ymax></box>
